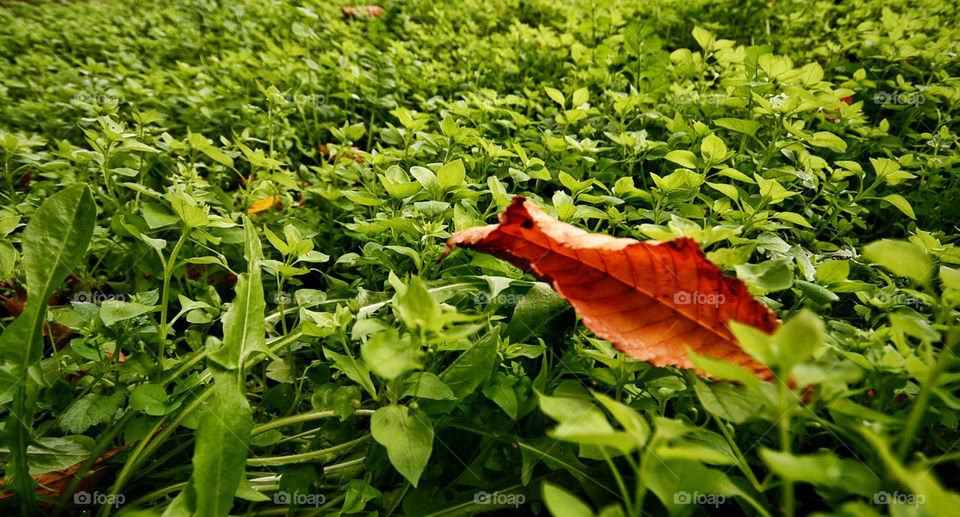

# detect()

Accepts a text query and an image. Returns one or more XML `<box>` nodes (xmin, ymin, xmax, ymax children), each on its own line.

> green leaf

<box><xmin>808</xmin><ymin>131</ymin><xmax>847</xmax><ymax>151</ymax></box>
<box><xmin>189</xmin><ymin>372</ymin><xmax>253</xmax><ymax>517</ymax></box>
<box><xmin>728</xmin><ymin>321</ymin><xmax>775</xmax><ymax>366</ymax></box>
<box><xmin>439</xmin><ymin>329</ymin><xmax>498</xmax><ymax>399</ymax></box>
<box><xmin>437</xmin><ymin>159</ymin><xmax>466</xmax><ymax>191</ymax></box>
<box><xmin>506</xmin><ymin>283</ymin><xmax>569</xmax><ymax>342</ymax></box>
<box><xmin>440</xmin><ymin>116</ymin><xmax>460</xmax><ymax>138</ymax></box>
<box><xmin>816</xmin><ymin>260</ymin><xmax>849</xmax><ymax>284</ymax></box>
<box><xmin>538</xmin><ymin>389</ymin><xmax>633</xmax><ymax>452</ymax></box>
<box><xmin>0</xmin><ymin>185</ymin><xmax>96</xmax><ymax>514</ymax></box>
<box><xmin>863</xmin><ymin>239</ymin><xmax>932</xmax><ymax>285</ymax></box>
<box><xmin>57</xmin><ymin>392</ymin><xmax>126</xmax><ymax>434</ymax></box>
<box><xmin>409</xmin><ymin>166</ymin><xmax>440</xmax><ymax>194</ymax></box>
<box><xmin>324</xmin><ymin>348</ymin><xmax>378</xmax><ymax>400</ymax></box>
<box><xmin>663</xmin><ymin>149</ymin><xmax>698</xmax><ymax>169</ymax></box>
<box><xmin>341</xmin><ymin>479</ymin><xmax>382</xmax><ymax>514</ymax></box>
<box><xmin>265</xmin><ymin>359</ymin><xmax>294</xmax><ymax>383</ymax></box>
<box><xmin>188</xmin><ymin>131</ymin><xmax>234</xmax><ymax>167</ymax></box>
<box><xmin>694</xmin><ymin>378</ymin><xmax>759</xmax><ymax>423</ymax></box>
<box><xmin>371</xmin><ymin>405</ymin><xmax>434</xmax><ymax>487</ymax></box>
<box><xmin>0</xmin><ymin>215</ymin><xmax>21</xmax><ymax>236</ymax></box>
<box><xmin>209</xmin><ymin>217</ymin><xmax>269</xmax><ymax>369</ymax></box>
<box><xmin>940</xmin><ymin>266</ymin><xmax>960</xmax><ymax>291</ymax></box>
<box><xmin>0</xmin><ymin>185</ymin><xmax>96</xmax><ymax>386</ymax></box>
<box><xmin>878</xmin><ymin>194</ymin><xmax>916</xmax><ymax>219</ymax></box>
<box><xmin>544</xmin><ymin>86</ymin><xmax>565</xmax><ymax>107</ymax></box>
<box><xmin>592</xmin><ymin>392</ymin><xmax>650</xmax><ymax>447</ymax></box>
<box><xmin>691</xmin><ymin>26</ymin><xmax>715</xmax><ymax>51</ymax></box>
<box><xmin>759</xmin><ymin>449</ymin><xmax>880</xmax><ymax>497</ymax></box>
<box><xmin>715</xmin><ymin>118</ymin><xmax>761</xmax><ymax>135</ymax></box>
<box><xmin>571</xmin><ymin>87</ymin><xmax>589</xmax><ymax>108</ymax></box>
<box><xmin>700</xmin><ymin>134</ymin><xmax>727</xmax><ymax>163</ymax></box>
<box><xmin>708</xmin><ymin>182</ymin><xmax>739</xmax><ymax>201</ymax></box>
<box><xmin>542</xmin><ymin>481</ymin><xmax>594</xmax><ymax>517</ymax></box>
<box><xmin>166</xmin><ymin>189</ymin><xmax>209</xmax><ymax>228</ymax></box>
<box><xmin>735</xmin><ymin>259</ymin><xmax>793</xmax><ymax>291</ymax></box>
<box><xmin>25</xmin><ymin>436</ymin><xmax>94</xmax><ymax>475</ymax></box>
<box><xmin>775</xmin><ymin>211</ymin><xmax>812</xmax><ymax>227</ymax></box>
<box><xmin>0</xmin><ymin>240</ymin><xmax>16</xmax><ymax>280</ymax></box>
<box><xmin>392</xmin><ymin>275</ymin><xmax>442</xmax><ymax>333</ymax></box>
<box><xmin>400</xmin><ymin>372</ymin><xmax>456</xmax><ymax>400</ymax></box>
<box><xmin>130</xmin><ymin>383</ymin><xmax>181</xmax><ymax>416</ymax></box>
<box><xmin>482</xmin><ymin>371</ymin><xmax>519</xmax><ymax>419</ymax></box>
<box><xmin>797</xmin><ymin>280</ymin><xmax>839</xmax><ymax>304</ymax></box>
<box><xmin>870</xmin><ymin>157</ymin><xmax>916</xmax><ymax>186</ymax></box>
<box><xmin>99</xmin><ymin>299</ymin><xmax>156</xmax><ymax>326</ymax></box>
<box><xmin>771</xmin><ymin>309</ymin><xmax>825</xmax><ymax>374</ymax></box>
<box><xmin>361</xmin><ymin>330</ymin><xmax>421</xmax><ymax>380</ymax></box>
<box><xmin>342</xmin><ymin>190</ymin><xmax>383</xmax><ymax>207</ymax></box>
<box><xmin>688</xmin><ymin>349</ymin><xmax>764</xmax><ymax>387</ymax></box>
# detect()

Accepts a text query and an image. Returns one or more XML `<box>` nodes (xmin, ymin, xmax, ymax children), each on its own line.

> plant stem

<box><xmin>601</xmin><ymin>448</ymin><xmax>633</xmax><ymax>517</ymax></box>
<box><xmin>251</xmin><ymin>409</ymin><xmax>373</xmax><ymax>436</ymax></box>
<box><xmin>779</xmin><ymin>376</ymin><xmax>794</xmax><ymax>517</ymax></box>
<box><xmin>246</xmin><ymin>435</ymin><xmax>369</xmax><ymax>466</ymax></box>
<box><xmin>156</xmin><ymin>231</ymin><xmax>188</xmax><ymax>378</ymax></box>
<box><xmin>713</xmin><ymin>414</ymin><xmax>763</xmax><ymax>492</ymax></box>
<box><xmin>897</xmin><ymin>330</ymin><xmax>959</xmax><ymax>460</ymax></box>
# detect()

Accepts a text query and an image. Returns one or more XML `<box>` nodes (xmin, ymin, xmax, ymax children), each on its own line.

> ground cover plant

<box><xmin>1</xmin><ymin>0</ymin><xmax>959</xmax><ymax>515</ymax></box>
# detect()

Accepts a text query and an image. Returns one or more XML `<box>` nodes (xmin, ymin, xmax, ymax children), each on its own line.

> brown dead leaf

<box><xmin>0</xmin><ymin>447</ymin><xmax>121</xmax><ymax>508</ymax></box>
<box><xmin>443</xmin><ymin>196</ymin><xmax>779</xmax><ymax>380</ymax></box>
<box><xmin>341</xmin><ymin>5</ymin><xmax>384</xmax><ymax>19</ymax></box>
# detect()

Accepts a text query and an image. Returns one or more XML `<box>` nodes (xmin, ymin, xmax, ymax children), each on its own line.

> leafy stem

<box><xmin>155</xmin><ymin>229</ymin><xmax>189</xmax><ymax>378</ymax></box>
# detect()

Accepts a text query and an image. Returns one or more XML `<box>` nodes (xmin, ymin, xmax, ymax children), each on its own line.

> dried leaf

<box><xmin>0</xmin><ymin>447</ymin><xmax>121</xmax><ymax>507</ymax></box>
<box><xmin>319</xmin><ymin>144</ymin><xmax>364</xmax><ymax>164</ymax></box>
<box><xmin>341</xmin><ymin>5</ymin><xmax>385</xmax><ymax>19</ymax></box>
<box><xmin>443</xmin><ymin>196</ymin><xmax>779</xmax><ymax>379</ymax></box>
<box><xmin>248</xmin><ymin>196</ymin><xmax>282</xmax><ymax>216</ymax></box>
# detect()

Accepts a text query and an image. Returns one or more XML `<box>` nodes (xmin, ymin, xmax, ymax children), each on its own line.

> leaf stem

<box><xmin>897</xmin><ymin>330</ymin><xmax>959</xmax><ymax>460</ymax></box>
<box><xmin>601</xmin><ymin>447</ymin><xmax>633</xmax><ymax>517</ymax></box>
<box><xmin>251</xmin><ymin>409</ymin><xmax>373</xmax><ymax>436</ymax></box>
<box><xmin>246</xmin><ymin>435</ymin><xmax>369</xmax><ymax>466</ymax></box>
<box><xmin>156</xmin><ymin>230</ymin><xmax>189</xmax><ymax>378</ymax></box>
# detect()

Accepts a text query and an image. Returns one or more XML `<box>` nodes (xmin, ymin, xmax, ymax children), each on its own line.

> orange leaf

<box><xmin>443</xmin><ymin>196</ymin><xmax>779</xmax><ymax>380</ymax></box>
<box><xmin>248</xmin><ymin>195</ymin><xmax>282</xmax><ymax>216</ymax></box>
<box><xmin>0</xmin><ymin>447</ymin><xmax>121</xmax><ymax>507</ymax></box>
<box><xmin>341</xmin><ymin>5</ymin><xmax>384</xmax><ymax>19</ymax></box>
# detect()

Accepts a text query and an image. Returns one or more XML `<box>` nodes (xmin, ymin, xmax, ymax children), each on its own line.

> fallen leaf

<box><xmin>248</xmin><ymin>196</ymin><xmax>282</xmax><ymax>216</ymax></box>
<box><xmin>341</xmin><ymin>5</ymin><xmax>384</xmax><ymax>19</ymax></box>
<box><xmin>319</xmin><ymin>144</ymin><xmax>364</xmax><ymax>164</ymax></box>
<box><xmin>443</xmin><ymin>196</ymin><xmax>779</xmax><ymax>379</ymax></box>
<box><xmin>0</xmin><ymin>447</ymin><xmax>121</xmax><ymax>508</ymax></box>
<box><xmin>1</xmin><ymin>285</ymin><xmax>73</xmax><ymax>347</ymax></box>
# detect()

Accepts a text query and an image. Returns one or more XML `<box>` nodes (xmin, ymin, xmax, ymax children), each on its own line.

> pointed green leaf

<box><xmin>371</xmin><ymin>405</ymin><xmax>433</xmax><ymax>487</ymax></box>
